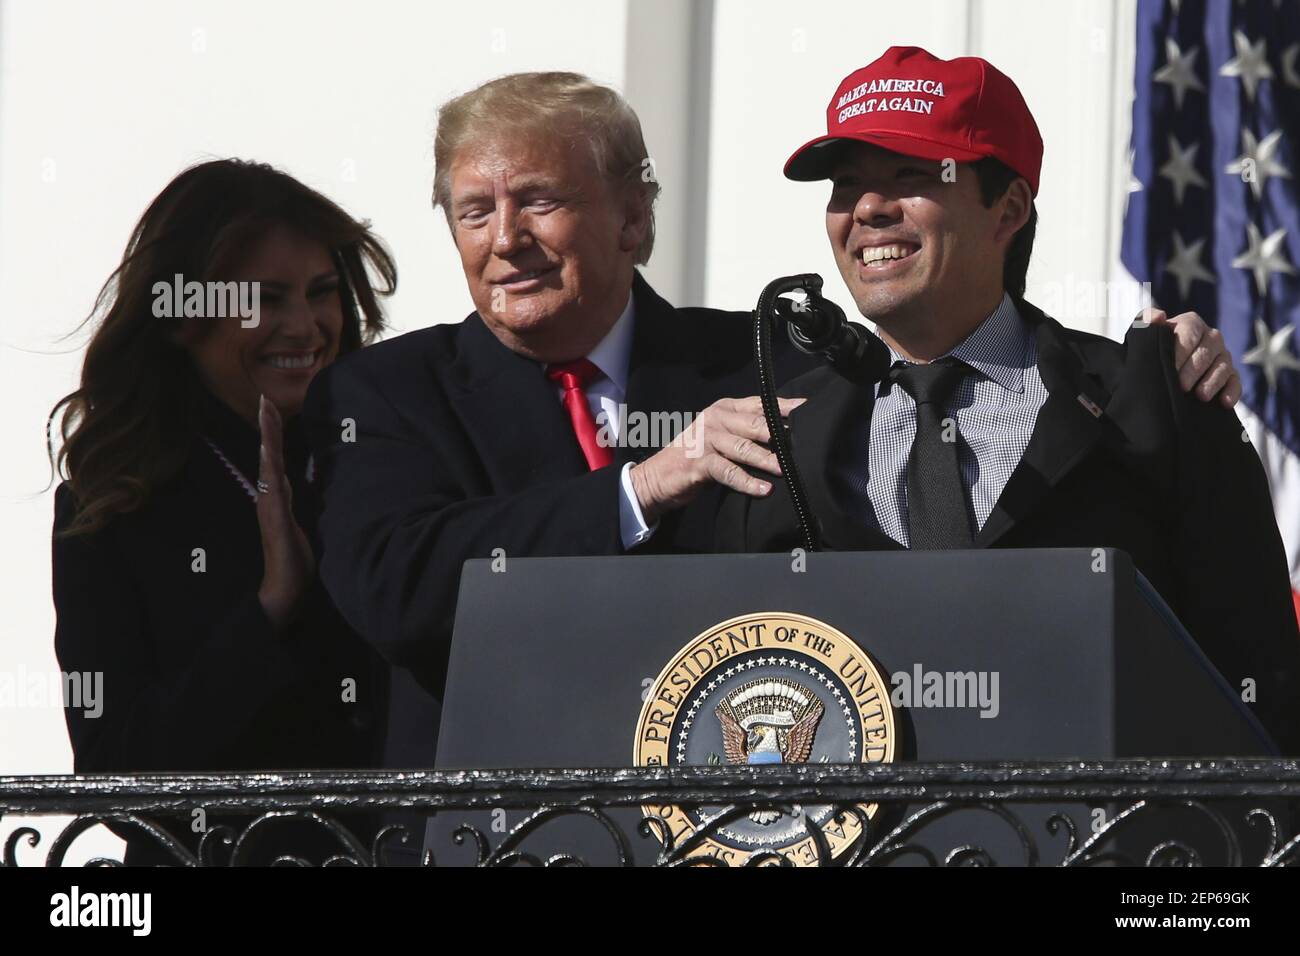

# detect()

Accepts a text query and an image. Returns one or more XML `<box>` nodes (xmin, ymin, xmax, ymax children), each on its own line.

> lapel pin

<box><xmin>1077</xmin><ymin>394</ymin><xmax>1104</xmax><ymax>419</ymax></box>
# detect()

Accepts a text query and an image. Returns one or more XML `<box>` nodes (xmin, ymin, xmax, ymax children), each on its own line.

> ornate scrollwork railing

<box><xmin>2</xmin><ymin>759</ymin><xmax>1299</xmax><ymax>867</ymax></box>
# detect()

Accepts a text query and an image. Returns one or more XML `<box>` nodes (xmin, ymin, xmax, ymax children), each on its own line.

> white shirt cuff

<box><xmin>618</xmin><ymin>461</ymin><xmax>658</xmax><ymax>549</ymax></box>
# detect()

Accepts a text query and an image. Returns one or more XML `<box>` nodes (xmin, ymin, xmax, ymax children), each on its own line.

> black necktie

<box><xmin>889</xmin><ymin>358</ymin><xmax>973</xmax><ymax>549</ymax></box>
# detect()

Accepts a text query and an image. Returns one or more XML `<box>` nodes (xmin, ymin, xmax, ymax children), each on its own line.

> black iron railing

<box><xmin>3</xmin><ymin>760</ymin><xmax>1299</xmax><ymax>866</ymax></box>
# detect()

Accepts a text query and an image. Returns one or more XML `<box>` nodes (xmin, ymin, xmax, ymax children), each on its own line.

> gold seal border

<box><xmin>633</xmin><ymin>611</ymin><xmax>897</xmax><ymax>866</ymax></box>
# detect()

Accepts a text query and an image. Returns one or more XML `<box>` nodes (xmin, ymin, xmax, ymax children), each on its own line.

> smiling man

<box><xmin>718</xmin><ymin>46</ymin><xmax>1300</xmax><ymax>753</ymax></box>
<box><xmin>300</xmin><ymin>73</ymin><xmax>812</xmax><ymax>782</ymax></box>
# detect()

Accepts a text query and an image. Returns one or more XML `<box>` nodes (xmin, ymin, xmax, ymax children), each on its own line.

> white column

<box><xmin>624</xmin><ymin>0</ymin><xmax>715</xmax><ymax>307</ymax></box>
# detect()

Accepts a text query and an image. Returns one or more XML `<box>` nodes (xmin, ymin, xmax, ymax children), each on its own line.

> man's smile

<box><xmin>491</xmin><ymin>263</ymin><xmax>561</xmax><ymax>293</ymax></box>
<box><xmin>853</xmin><ymin>239</ymin><xmax>921</xmax><ymax>277</ymax></box>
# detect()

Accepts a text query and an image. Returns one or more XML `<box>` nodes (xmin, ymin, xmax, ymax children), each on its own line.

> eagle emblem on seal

<box><xmin>715</xmin><ymin>678</ymin><xmax>824</xmax><ymax>766</ymax></box>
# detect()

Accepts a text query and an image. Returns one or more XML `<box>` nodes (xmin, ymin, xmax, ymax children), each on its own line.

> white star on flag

<box><xmin>1224</xmin><ymin>128</ymin><xmax>1292</xmax><ymax>201</ymax></box>
<box><xmin>1159</xmin><ymin>134</ymin><xmax>1207</xmax><ymax>204</ymax></box>
<box><xmin>1284</xmin><ymin>43</ymin><xmax>1300</xmax><ymax>88</ymax></box>
<box><xmin>1165</xmin><ymin>231</ymin><xmax>1216</xmax><ymax>298</ymax></box>
<box><xmin>1243</xmin><ymin>319</ymin><xmax>1300</xmax><ymax>393</ymax></box>
<box><xmin>1232</xmin><ymin>223</ymin><xmax>1296</xmax><ymax>296</ymax></box>
<box><xmin>1219</xmin><ymin>30</ymin><xmax>1274</xmax><ymax>101</ymax></box>
<box><xmin>1124</xmin><ymin>147</ymin><xmax>1143</xmax><ymax>216</ymax></box>
<box><xmin>1153</xmin><ymin>37</ymin><xmax>1206</xmax><ymax>109</ymax></box>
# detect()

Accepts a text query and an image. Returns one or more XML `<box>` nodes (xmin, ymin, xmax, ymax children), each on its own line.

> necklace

<box><xmin>202</xmin><ymin>437</ymin><xmax>258</xmax><ymax>501</ymax></box>
<box><xmin>201</xmin><ymin>436</ymin><xmax>316</xmax><ymax>501</ymax></box>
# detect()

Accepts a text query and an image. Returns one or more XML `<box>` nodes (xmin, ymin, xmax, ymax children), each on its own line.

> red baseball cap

<box><xmin>784</xmin><ymin>46</ymin><xmax>1043</xmax><ymax>196</ymax></box>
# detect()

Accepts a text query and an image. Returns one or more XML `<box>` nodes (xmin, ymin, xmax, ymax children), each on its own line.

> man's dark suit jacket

<box><xmin>303</xmin><ymin>271</ymin><xmax>817</xmax><ymax>767</ymax></box>
<box><xmin>716</xmin><ymin>298</ymin><xmax>1300</xmax><ymax>754</ymax></box>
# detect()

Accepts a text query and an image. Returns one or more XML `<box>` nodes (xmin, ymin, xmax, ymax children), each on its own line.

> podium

<box><xmin>425</xmin><ymin>549</ymin><xmax>1276</xmax><ymax>865</ymax></box>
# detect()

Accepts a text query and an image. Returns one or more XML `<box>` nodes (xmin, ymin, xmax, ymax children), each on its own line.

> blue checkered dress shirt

<box><xmin>842</xmin><ymin>293</ymin><xmax>1048</xmax><ymax>547</ymax></box>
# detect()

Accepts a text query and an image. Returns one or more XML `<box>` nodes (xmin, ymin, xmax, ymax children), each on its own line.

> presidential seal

<box><xmin>633</xmin><ymin>612</ymin><xmax>896</xmax><ymax>866</ymax></box>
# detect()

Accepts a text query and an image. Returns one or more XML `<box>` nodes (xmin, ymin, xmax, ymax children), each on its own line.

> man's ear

<box><xmin>993</xmin><ymin>178</ymin><xmax>1032</xmax><ymax>245</ymax></box>
<box><xmin>618</xmin><ymin>185</ymin><xmax>651</xmax><ymax>255</ymax></box>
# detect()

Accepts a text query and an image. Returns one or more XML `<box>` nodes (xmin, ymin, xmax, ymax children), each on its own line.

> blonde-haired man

<box><xmin>303</xmin><ymin>72</ymin><xmax>813</xmax><ymax>777</ymax></box>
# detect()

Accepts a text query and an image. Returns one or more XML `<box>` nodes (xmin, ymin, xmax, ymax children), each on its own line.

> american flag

<box><xmin>1121</xmin><ymin>0</ymin><xmax>1300</xmax><ymax>615</ymax></box>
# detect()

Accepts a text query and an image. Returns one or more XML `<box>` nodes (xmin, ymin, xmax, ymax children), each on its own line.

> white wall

<box><xmin>0</xmin><ymin>0</ymin><xmax>1137</xmax><ymax>863</ymax></box>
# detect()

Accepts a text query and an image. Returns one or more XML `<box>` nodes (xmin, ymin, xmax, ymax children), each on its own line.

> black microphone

<box><xmin>751</xmin><ymin>272</ymin><xmax>891</xmax><ymax>552</ymax></box>
<box><xmin>771</xmin><ymin>274</ymin><xmax>891</xmax><ymax>383</ymax></box>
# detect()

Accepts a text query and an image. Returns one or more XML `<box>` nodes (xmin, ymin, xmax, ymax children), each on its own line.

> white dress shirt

<box><xmin>552</xmin><ymin>293</ymin><xmax>657</xmax><ymax>549</ymax></box>
<box><xmin>842</xmin><ymin>293</ymin><xmax>1048</xmax><ymax>546</ymax></box>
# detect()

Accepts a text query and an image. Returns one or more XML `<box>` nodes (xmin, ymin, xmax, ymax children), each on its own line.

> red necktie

<box><xmin>546</xmin><ymin>358</ymin><xmax>614</xmax><ymax>471</ymax></box>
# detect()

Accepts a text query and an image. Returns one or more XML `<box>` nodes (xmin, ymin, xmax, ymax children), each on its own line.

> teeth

<box><xmin>862</xmin><ymin>244</ymin><xmax>916</xmax><ymax>265</ymax></box>
<box><xmin>264</xmin><ymin>352</ymin><xmax>317</xmax><ymax>370</ymax></box>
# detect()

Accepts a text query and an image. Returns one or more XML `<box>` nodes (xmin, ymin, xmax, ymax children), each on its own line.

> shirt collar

<box><xmin>885</xmin><ymin>293</ymin><xmax>1030</xmax><ymax>395</ymax></box>
<box><xmin>585</xmin><ymin>291</ymin><xmax>635</xmax><ymax>394</ymax></box>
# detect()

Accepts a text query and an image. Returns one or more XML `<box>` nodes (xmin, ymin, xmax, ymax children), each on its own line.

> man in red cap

<box><xmin>630</xmin><ymin>48</ymin><xmax>1239</xmax><ymax>523</ymax></box>
<box><xmin>718</xmin><ymin>46</ymin><xmax>1300</xmax><ymax>753</ymax></box>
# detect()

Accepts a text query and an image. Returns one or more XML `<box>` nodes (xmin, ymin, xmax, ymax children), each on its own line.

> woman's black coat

<box><xmin>52</xmin><ymin>388</ymin><xmax>387</xmax><ymax>863</ymax></box>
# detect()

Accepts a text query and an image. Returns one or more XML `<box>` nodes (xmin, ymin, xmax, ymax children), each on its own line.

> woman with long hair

<box><xmin>48</xmin><ymin>158</ymin><xmax>396</xmax><ymax>863</ymax></box>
